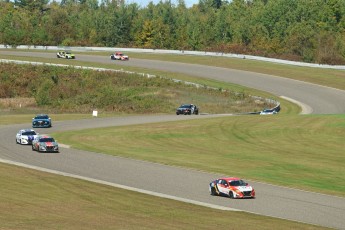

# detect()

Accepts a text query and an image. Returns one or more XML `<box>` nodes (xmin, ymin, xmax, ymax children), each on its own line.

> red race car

<box><xmin>32</xmin><ymin>135</ymin><xmax>59</xmax><ymax>153</ymax></box>
<box><xmin>209</xmin><ymin>177</ymin><xmax>255</xmax><ymax>199</ymax></box>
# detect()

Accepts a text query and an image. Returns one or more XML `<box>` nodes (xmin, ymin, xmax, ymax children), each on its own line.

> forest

<box><xmin>1</xmin><ymin>0</ymin><xmax>345</xmax><ymax>64</ymax></box>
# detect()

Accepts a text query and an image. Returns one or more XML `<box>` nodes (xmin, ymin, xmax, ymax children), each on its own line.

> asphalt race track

<box><xmin>1</xmin><ymin>51</ymin><xmax>345</xmax><ymax>229</ymax></box>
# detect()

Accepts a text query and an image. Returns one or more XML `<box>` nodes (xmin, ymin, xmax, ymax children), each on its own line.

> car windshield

<box><xmin>40</xmin><ymin>138</ymin><xmax>55</xmax><ymax>142</ymax></box>
<box><xmin>180</xmin><ymin>104</ymin><xmax>191</xmax><ymax>108</ymax></box>
<box><xmin>35</xmin><ymin>115</ymin><xmax>48</xmax><ymax>119</ymax></box>
<box><xmin>229</xmin><ymin>180</ymin><xmax>247</xmax><ymax>186</ymax></box>
<box><xmin>22</xmin><ymin>131</ymin><xmax>36</xmax><ymax>135</ymax></box>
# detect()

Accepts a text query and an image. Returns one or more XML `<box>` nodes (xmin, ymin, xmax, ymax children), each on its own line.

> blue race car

<box><xmin>32</xmin><ymin>114</ymin><xmax>52</xmax><ymax>128</ymax></box>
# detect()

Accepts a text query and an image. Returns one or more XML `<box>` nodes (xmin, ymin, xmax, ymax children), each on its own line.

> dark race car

<box><xmin>32</xmin><ymin>114</ymin><xmax>52</xmax><ymax>128</ymax></box>
<box><xmin>176</xmin><ymin>104</ymin><xmax>199</xmax><ymax>115</ymax></box>
<box><xmin>209</xmin><ymin>177</ymin><xmax>255</xmax><ymax>199</ymax></box>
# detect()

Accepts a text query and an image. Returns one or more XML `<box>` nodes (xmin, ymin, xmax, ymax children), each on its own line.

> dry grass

<box><xmin>0</xmin><ymin>97</ymin><xmax>36</xmax><ymax>108</ymax></box>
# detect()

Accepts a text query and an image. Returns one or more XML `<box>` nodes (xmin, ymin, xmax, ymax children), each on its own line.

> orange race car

<box><xmin>110</xmin><ymin>52</ymin><xmax>129</xmax><ymax>61</ymax></box>
<box><xmin>209</xmin><ymin>177</ymin><xmax>255</xmax><ymax>199</ymax></box>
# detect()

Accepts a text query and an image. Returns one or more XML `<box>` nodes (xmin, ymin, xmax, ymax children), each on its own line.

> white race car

<box><xmin>260</xmin><ymin>109</ymin><xmax>278</xmax><ymax>115</ymax></box>
<box><xmin>57</xmin><ymin>50</ymin><xmax>75</xmax><ymax>59</ymax></box>
<box><xmin>16</xmin><ymin>129</ymin><xmax>38</xmax><ymax>145</ymax></box>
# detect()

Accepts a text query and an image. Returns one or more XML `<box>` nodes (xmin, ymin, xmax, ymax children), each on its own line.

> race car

<box><xmin>209</xmin><ymin>177</ymin><xmax>255</xmax><ymax>199</ymax></box>
<box><xmin>32</xmin><ymin>135</ymin><xmax>59</xmax><ymax>153</ymax></box>
<box><xmin>260</xmin><ymin>108</ymin><xmax>278</xmax><ymax>115</ymax></box>
<box><xmin>16</xmin><ymin>129</ymin><xmax>38</xmax><ymax>145</ymax></box>
<box><xmin>32</xmin><ymin>114</ymin><xmax>52</xmax><ymax>128</ymax></box>
<box><xmin>110</xmin><ymin>52</ymin><xmax>129</xmax><ymax>61</ymax></box>
<box><xmin>176</xmin><ymin>104</ymin><xmax>199</xmax><ymax>115</ymax></box>
<box><xmin>56</xmin><ymin>50</ymin><xmax>75</xmax><ymax>59</ymax></box>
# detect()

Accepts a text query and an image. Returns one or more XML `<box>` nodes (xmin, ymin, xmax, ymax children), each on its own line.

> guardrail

<box><xmin>0</xmin><ymin>58</ymin><xmax>280</xmax><ymax>114</ymax></box>
<box><xmin>1</xmin><ymin>44</ymin><xmax>345</xmax><ymax>70</ymax></box>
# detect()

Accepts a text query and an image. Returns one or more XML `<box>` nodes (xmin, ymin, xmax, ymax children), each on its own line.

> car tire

<box><xmin>229</xmin><ymin>191</ymin><xmax>234</xmax><ymax>199</ymax></box>
<box><xmin>210</xmin><ymin>187</ymin><xmax>217</xmax><ymax>196</ymax></box>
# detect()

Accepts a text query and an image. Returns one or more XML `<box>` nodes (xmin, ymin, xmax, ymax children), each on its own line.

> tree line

<box><xmin>1</xmin><ymin>0</ymin><xmax>345</xmax><ymax>64</ymax></box>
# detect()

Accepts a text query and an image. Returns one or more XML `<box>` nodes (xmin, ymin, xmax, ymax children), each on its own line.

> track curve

<box><xmin>1</xmin><ymin>50</ymin><xmax>345</xmax><ymax>114</ymax></box>
<box><xmin>1</xmin><ymin>51</ymin><xmax>345</xmax><ymax>229</ymax></box>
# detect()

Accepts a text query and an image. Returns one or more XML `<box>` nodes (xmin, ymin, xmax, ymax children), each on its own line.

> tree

<box><xmin>14</xmin><ymin>0</ymin><xmax>48</xmax><ymax>11</ymax></box>
<box><xmin>285</xmin><ymin>22</ymin><xmax>317</xmax><ymax>62</ymax></box>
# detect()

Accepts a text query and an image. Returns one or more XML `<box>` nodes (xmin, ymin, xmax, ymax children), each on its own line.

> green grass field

<box><xmin>0</xmin><ymin>50</ymin><xmax>343</xmax><ymax>229</ymax></box>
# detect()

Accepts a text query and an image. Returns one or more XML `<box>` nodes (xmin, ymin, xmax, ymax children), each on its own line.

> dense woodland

<box><xmin>1</xmin><ymin>0</ymin><xmax>345</xmax><ymax>64</ymax></box>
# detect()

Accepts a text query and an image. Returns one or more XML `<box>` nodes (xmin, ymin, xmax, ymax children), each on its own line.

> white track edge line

<box><xmin>280</xmin><ymin>96</ymin><xmax>313</xmax><ymax>114</ymax></box>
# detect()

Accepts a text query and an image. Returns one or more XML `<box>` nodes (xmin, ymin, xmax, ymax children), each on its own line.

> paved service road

<box><xmin>1</xmin><ymin>51</ymin><xmax>345</xmax><ymax>229</ymax></box>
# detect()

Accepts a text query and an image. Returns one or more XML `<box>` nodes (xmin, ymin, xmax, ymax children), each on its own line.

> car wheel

<box><xmin>229</xmin><ymin>191</ymin><xmax>234</xmax><ymax>199</ymax></box>
<box><xmin>210</xmin><ymin>187</ymin><xmax>217</xmax><ymax>196</ymax></box>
